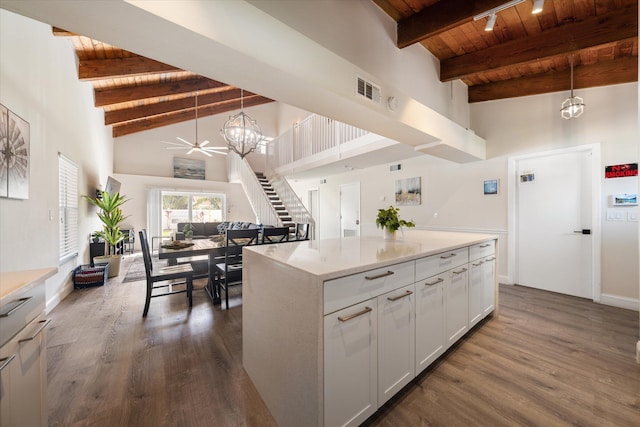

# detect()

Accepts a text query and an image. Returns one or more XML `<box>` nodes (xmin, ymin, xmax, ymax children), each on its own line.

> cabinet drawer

<box><xmin>324</xmin><ymin>261</ymin><xmax>415</xmax><ymax>315</ymax></box>
<box><xmin>415</xmin><ymin>247</ymin><xmax>468</xmax><ymax>281</ymax></box>
<box><xmin>469</xmin><ymin>240</ymin><xmax>495</xmax><ymax>261</ymax></box>
<box><xmin>0</xmin><ymin>283</ymin><xmax>45</xmax><ymax>348</ymax></box>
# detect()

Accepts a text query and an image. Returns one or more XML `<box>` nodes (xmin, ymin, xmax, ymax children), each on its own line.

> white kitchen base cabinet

<box><xmin>243</xmin><ymin>231</ymin><xmax>498</xmax><ymax>427</ymax></box>
<box><xmin>445</xmin><ymin>267</ymin><xmax>468</xmax><ymax>349</ymax></box>
<box><xmin>377</xmin><ymin>284</ymin><xmax>415</xmax><ymax>406</ymax></box>
<box><xmin>483</xmin><ymin>256</ymin><xmax>496</xmax><ymax>316</ymax></box>
<box><xmin>324</xmin><ymin>300</ymin><xmax>378</xmax><ymax>427</ymax></box>
<box><xmin>415</xmin><ymin>273</ymin><xmax>446</xmax><ymax>372</ymax></box>
<box><xmin>468</xmin><ymin>260</ymin><xmax>485</xmax><ymax>328</ymax></box>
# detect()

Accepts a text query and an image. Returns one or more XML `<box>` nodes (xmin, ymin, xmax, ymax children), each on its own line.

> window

<box><xmin>59</xmin><ymin>154</ymin><xmax>78</xmax><ymax>263</ymax></box>
<box><xmin>161</xmin><ymin>190</ymin><xmax>225</xmax><ymax>236</ymax></box>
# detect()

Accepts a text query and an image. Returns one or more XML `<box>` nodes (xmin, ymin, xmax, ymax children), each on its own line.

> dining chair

<box><xmin>139</xmin><ymin>229</ymin><xmax>194</xmax><ymax>317</ymax></box>
<box><xmin>293</xmin><ymin>223</ymin><xmax>310</xmax><ymax>240</ymax></box>
<box><xmin>261</xmin><ymin>226</ymin><xmax>290</xmax><ymax>244</ymax></box>
<box><xmin>214</xmin><ymin>228</ymin><xmax>259</xmax><ymax>310</ymax></box>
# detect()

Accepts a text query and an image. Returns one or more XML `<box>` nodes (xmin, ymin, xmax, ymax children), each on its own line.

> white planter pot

<box><xmin>93</xmin><ymin>255</ymin><xmax>121</xmax><ymax>278</ymax></box>
<box><xmin>383</xmin><ymin>229</ymin><xmax>396</xmax><ymax>240</ymax></box>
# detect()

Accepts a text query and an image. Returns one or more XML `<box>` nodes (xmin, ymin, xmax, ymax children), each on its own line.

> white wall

<box><xmin>0</xmin><ymin>10</ymin><xmax>113</xmax><ymax>308</ymax></box>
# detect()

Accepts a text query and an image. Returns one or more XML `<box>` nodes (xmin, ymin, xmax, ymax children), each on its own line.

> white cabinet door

<box><xmin>324</xmin><ymin>300</ymin><xmax>377</xmax><ymax>427</ymax></box>
<box><xmin>468</xmin><ymin>260</ymin><xmax>484</xmax><ymax>328</ymax></box>
<box><xmin>445</xmin><ymin>267</ymin><xmax>468</xmax><ymax>348</ymax></box>
<box><xmin>483</xmin><ymin>256</ymin><xmax>496</xmax><ymax>316</ymax></box>
<box><xmin>377</xmin><ymin>284</ymin><xmax>415</xmax><ymax>406</ymax></box>
<box><xmin>415</xmin><ymin>273</ymin><xmax>446</xmax><ymax>373</ymax></box>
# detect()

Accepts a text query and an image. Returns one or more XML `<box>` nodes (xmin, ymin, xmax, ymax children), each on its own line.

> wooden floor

<box><xmin>47</xmin><ymin>255</ymin><xmax>640</xmax><ymax>426</ymax></box>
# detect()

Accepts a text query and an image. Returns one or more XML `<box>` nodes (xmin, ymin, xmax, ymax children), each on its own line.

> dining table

<box><xmin>158</xmin><ymin>238</ymin><xmax>226</xmax><ymax>304</ymax></box>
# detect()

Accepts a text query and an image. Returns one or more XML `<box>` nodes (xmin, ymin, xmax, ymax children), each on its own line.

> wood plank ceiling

<box><xmin>373</xmin><ymin>0</ymin><xmax>638</xmax><ymax>102</ymax></box>
<box><xmin>55</xmin><ymin>0</ymin><xmax>637</xmax><ymax>138</ymax></box>
<box><xmin>52</xmin><ymin>28</ymin><xmax>274</xmax><ymax>138</ymax></box>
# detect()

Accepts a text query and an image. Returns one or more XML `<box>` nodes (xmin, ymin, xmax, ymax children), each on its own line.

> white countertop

<box><xmin>245</xmin><ymin>230</ymin><xmax>496</xmax><ymax>281</ymax></box>
<box><xmin>0</xmin><ymin>267</ymin><xmax>57</xmax><ymax>304</ymax></box>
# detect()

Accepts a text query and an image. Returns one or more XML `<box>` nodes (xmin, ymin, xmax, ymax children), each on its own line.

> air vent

<box><xmin>390</xmin><ymin>163</ymin><xmax>402</xmax><ymax>172</ymax></box>
<box><xmin>356</xmin><ymin>76</ymin><xmax>381</xmax><ymax>104</ymax></box>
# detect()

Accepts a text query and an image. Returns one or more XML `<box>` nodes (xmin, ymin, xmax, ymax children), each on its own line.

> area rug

<box><xmin>122</xmin><ymin>255</ymin><xmax>167</xmax><ymax>283</ymax></box>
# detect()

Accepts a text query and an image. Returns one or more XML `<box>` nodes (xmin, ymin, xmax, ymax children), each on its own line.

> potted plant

<box><xmin>182</xmin><ymin>223</ymin><xmax>194</xmax><ymax>241</ymax></box>
<box><xmin>84</xmin><ymin>190</ymin><xmax>129</xmax><ymax>277</ymax></box>
<box><xmin>91</xmin><ymin>231</ymin><xmax>101</xmax><ymax>243</ymax></box>
<box><xmin>376</xmin><ymin>205</ymin><xmax>415</xmax><ymax>240</ymax></box>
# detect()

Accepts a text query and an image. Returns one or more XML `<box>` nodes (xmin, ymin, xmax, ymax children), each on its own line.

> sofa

<box><xmin>175</xmin><ymin>221</ymin><xmax>263</xmax><ymax>240</ymax></box>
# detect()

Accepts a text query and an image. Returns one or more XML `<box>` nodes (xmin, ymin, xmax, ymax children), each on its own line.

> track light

<box><xmin>474</xmin><ymin>0</ymin><xmax>543</xmax><ymax>31</ymax></box>
<box><xmin>532</xmin><ymin>0</ymin><xmax>545</xmax><ymax>14</ymax></box>
<box><xmin>484</xmin><ymin>12</ymin><xmax>497</xmax><ymax>31</ymax></box>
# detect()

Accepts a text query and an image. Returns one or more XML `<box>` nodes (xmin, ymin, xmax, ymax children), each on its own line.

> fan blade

<box><xmin>204</xmin><ymin>146</ymin><xmax>228</xmax><ymax>150</ymax></box>
<box><xmin>177</xmin><ymin>137</ymin><xmax>194</xmax><ymax>146</ymax></box>
<box><xmin>186</xmin><ymin>148</ymin><xmax>195</xmax><ymax>155</ymax></box>
<box><xmin>201</xmin><ymin>150</ymin><xmax>213</xmax><ymax>157</ymax></box>
<box><xmin>166</xmin><ymin>147</ymin><xmax>189</xmax><ymax>150</ymax></box>
<box><xmin>161</xmin><ymin>140</ymin><xmax>187</xmax><ymax>146</ymax></box>
<box><xmin>200</xmin><ymin>140</ymin><xmax>210</xmax><ymax>148</ymax></box>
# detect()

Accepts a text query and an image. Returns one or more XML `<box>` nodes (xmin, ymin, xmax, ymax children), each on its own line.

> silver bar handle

<box><xmin>18</xmin><ymin>319</ymin><xmax>51</xmax><ymax>343</ymax></box>
<box><xmin>424</xmin><ymin>278</ymin><xmax>444</xmax><ymax>286</ymax></box>
<box><xmin>440</xmin><ymin>253</ymin><xmax>457</xmax><ymax>259</ymax></box>
<box><xmin>387</xmin><ymin>290</ymin><xmax>413</xmax><ymax>302</ymax></box>
<box><xmin>0</xmin><ymin>354</ymin><xmax>16</xmax><ymax>372</ymax></box>
<box><xmin>479</xmin><ymin>243</ymin><xmax>491</xmax><ymax>248</ymax></box>
<box><xmin>472</xmin><ymin>261</ymin><xmax>485</xmax><ymax>267</ymax></box>
<box><xmin>364</xmin><ymin>270</ymin><xmax>394</xmax><ymax>280</ymax></box>
<box><xmin>0</xmin><ymin>297</ymin><xmax>33</xmax><ymax>318</ymax></box>
<box><xmin>452</xmin><ymin>268</ymin><xmax>468</xmax><ymax>275</ymax></box>
<box><xmin>338</xmin><ymin>307</ymin><xmax>372</xmax><ymax>322</ymax></box>
<box><xmin>486</xmin><ymin>257</ymin><xmax>496</xmax><ymax>261</ymax></box>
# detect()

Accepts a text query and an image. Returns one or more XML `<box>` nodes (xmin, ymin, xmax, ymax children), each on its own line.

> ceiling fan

<box><xmin>163</xmin><ymin>92</ymin><xmax>228</xmax><ymax>157</ymax></box>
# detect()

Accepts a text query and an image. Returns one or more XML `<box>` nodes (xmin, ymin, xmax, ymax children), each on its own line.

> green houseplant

<box><xmin>182</xmin><ymin>223</ymin><xmax>194</xmax><ymax>240</ymax></box>
<box><xmin>376</xmin><ymin>205</ymin><xmax>415</xmax><ymax>240</ymax></box>
<box><xmin>84</xmin><ymin>190</ymin><xmax>129</xmax><ymax>277</ymax></box>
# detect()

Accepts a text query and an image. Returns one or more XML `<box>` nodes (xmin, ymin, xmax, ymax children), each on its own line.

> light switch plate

<box><xmin>606</xmin><ymin>209</ymin><xmax>624</xmax><ymax>221</ymax></box>
<box><xmin>628</xmin><ymin>211</ymin><xmax>638</xmax><ymax>222</ymax></box>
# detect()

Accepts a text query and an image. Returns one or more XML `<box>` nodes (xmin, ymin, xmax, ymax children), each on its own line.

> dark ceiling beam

<box><xmin>441</xmin><ymin>4</ymin><xmax>638</xmax><ymax>82</ymax></box>
<box><xmin>111</xmin><ymin>96</ymin><xmax>274</xmax><ymax>137</ymax></box>
<box><xmin>94</xmin><ymin>77</ymin><xmax>231</xmax><ymax>106</ymax></box>
<box><xmin>468</xmin><ymin>56</ymin><xmax>639</xmax><ymax>102</ymax></box>
<box><xmin>104</xmin><ymin>89</ymin><xmax>260</xmax><ymax>125</ymax></box>
<box><xmin>78</xmin><ymin>56</ymin><xmax>180</xmax><ymax>80</ymax></box>
<box><xmin>397</xmin><ymin>0</ymin><xmax>508</xmax><ymax>48</ymax></box>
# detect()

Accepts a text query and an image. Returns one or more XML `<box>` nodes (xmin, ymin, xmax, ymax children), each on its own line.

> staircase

<box><xmin>255</xmin><ymin>172</ymin><xmax>295</xmax><ymax>232</ymax></box>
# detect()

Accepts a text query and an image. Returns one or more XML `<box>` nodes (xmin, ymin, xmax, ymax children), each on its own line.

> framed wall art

<box><xmin>395</xmin><ymin>176</ymin><xmax>421</xmax><ymax>205</ymax></box>
<box><xmin>0</xmin><ymin>103</ymin><xmax>30</xmax><ymax>199</ymax></box>
<box><xmin>483</xmin><ymin>179</ymin><xmax>499</xmax><ymax>195</ymax></box>
<box><xmin>173</xmin><ymin>157</ymin><xmax>205</xmax><ymax>180</ymax></box>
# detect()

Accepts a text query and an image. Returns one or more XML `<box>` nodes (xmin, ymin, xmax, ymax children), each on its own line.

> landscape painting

<box><xmin>395</xmin><ymin>177</ymin><xmax>421</xmax><ymax>205</ymax></box>
<box><xmin>174</xmin><ymin>157</ymin><xmax>205</xmax><ymax>180</ymax></box>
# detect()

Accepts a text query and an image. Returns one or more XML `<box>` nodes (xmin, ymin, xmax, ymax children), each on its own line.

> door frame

<box><xmin>340</xmin><ymin>182</ymin><xmax>361</xmax><ymax>237</ymax></box>
<box><xmin>507</xmin><ymin>143</ymin><xmax>602</xmax><ymax>302</ymax></box>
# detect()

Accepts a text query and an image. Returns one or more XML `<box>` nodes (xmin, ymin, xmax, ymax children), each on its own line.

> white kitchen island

<box><xmin>243</xmin><ymin>230</ymin><xmax>497</xmax><ymax>427</ymax></box>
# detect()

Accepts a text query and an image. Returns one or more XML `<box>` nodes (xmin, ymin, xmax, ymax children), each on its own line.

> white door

<box><xmin>516</xmin><ymin>149</ymin><xmax>593</xmax><ymax>299</ymax></box>
<box><xmin>340</xmin><ymin>182</ymin><xmax>360</xmax><ymax>237</ymax></box>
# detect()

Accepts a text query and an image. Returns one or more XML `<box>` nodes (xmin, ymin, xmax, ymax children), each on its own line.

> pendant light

<box><xmin>560</xmin><ymin>56</ymin><xmax>585</xmax><ymax>120</ymax></box>
<box><xmin>220</xmin><ymin>89</ymin><xmax>264</xmax><ymax>158</ymax></box>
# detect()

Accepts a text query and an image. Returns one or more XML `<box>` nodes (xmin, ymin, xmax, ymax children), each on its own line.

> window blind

<box><xmin>59</xmin><ymin>154</ymin><xmax>78</xmax><ymax>262</ymax></box>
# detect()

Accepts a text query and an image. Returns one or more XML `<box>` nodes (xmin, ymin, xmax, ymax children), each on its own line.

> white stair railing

<box><xmin>270</xmin><ymin>174</ymin><xmax>315</xmax><ymax>228</ymax></box>
<box><xmin>266</xmin><ymin>114</ymin><xmax>369</xmax><ymax>171</ymax></box>
<box><xmin>228</xmin><ymin>154</ymin><xmax>281</xmax><ymax>227</ymax></box>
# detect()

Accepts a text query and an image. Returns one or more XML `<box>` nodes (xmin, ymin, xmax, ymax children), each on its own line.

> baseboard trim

<box><xmin>46</xmin><ymin>281</ymin><xmax>73</xmax><ymax>314</ymax></box>
<box><xmin>498</xmin><ymin>275</ymin><xmax>512</xmax><ymax>285</ymax></box>
<box><xmin>636</xmin><ymin>341</ymin><xmax>640</xmax><ymax>364</ymax></box>
<box><xmin>599</xmin><ymin>293</ymin><xmax>639</xmax><ymax>311</ymax></box>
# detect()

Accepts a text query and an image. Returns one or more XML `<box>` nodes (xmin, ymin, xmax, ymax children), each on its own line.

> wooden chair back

<box><xmin>139</xmin><ymin>229</ymin><xmax>153</xmax><ymax>275</ymax></box>
<box><xmin>261</xmin><ymin>226</ymin><xmax>290</xmax><ymax>244</ymax></box>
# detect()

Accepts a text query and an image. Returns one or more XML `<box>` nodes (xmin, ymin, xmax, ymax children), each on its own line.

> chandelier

<box><xmin>220</xmin><ymin>89</ymin><xmax>264</xmax><ymax>158</ymax></box>
<box><xmin>560</xmin><ymin>56</ymin><xmax>585</xmax><ymax>120</ymax></box>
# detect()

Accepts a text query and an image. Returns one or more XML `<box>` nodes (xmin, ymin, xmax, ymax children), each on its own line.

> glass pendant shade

<box><xmin>220</xmin><ymin>89</ymin><xmax>264</xmax><ymax>158</ymax></box>
<box><xmin>221</xmin><ymin>111</ymin><xmax>263</xmax><ymax>158</ymax></box>
<box><xmin>560</xmin><ymin>95</ymin><xmax>585</xmax><ymax>120</ymax></box>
